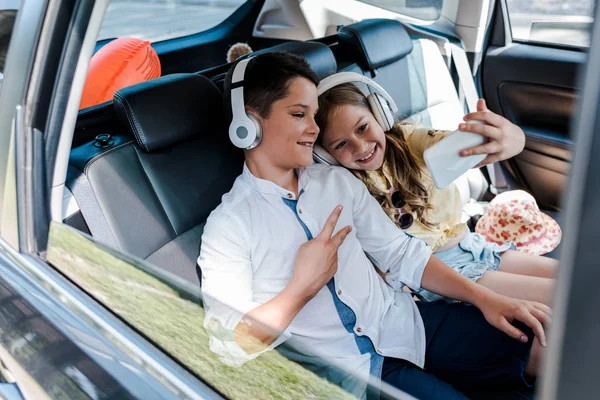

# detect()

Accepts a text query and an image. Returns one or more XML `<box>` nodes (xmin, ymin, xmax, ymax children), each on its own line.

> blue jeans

<box><xmin>416</xmin><ymin>232</ymin><xmax>515</xmax><ymax>302</ymax></box>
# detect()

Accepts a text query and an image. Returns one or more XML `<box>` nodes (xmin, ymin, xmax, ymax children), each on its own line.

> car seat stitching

<box><xmin>124</xmin><ymin>96</ymin><xmax>150</xmax><ymax>152</ymax></box>
<box><xmin>114</xmin><ymin>94</ymin><xmax>140</xmax><ymax>145</ymax></box>
<box><xmin>132</xmin><ymin>146</ymin><xmax>178</xmax><ymax>237</ymax></box>
<box><xmin>115</xmin><ymin>93</ymin><xmax>149</xmax><ymax>152</ymax></box>
<box><xmin>84</xmin><ymin>141</ymin><xmax>135</xmax><ymax>175</ymax></box>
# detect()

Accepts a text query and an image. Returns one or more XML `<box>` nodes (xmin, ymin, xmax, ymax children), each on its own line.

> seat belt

<box><xmin>446</xmin><ymin>43</ymin><xmax>508</xmax><ymax>193</ymax></box>
<box><xmin>447</xmin><ymin>43</ymin><xmax>478</xmax><ymax>114</ymax></box>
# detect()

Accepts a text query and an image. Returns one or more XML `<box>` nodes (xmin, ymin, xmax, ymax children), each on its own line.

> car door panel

<box><xmin>513</xmin><ymin>150</ymin><xmax>570</xmax><ymax>211</ymax></box>
<box><xmin>482</xmin><ymin>40</ymin><xmax>584</xmax><ymax>211</ymax></box>
<box><xmin>495</xmin><ymin>80</ymin><xmax>573</xmax><ymax>210</ymax></box>
<box><xmin>498</xmin><ymin>82</ymin><xmax>576</xmax><ymax>142</ymax></box>
<box><xmin>523</xmin><ymin>127</ymin><xmax>571</xmax><ymax>161</ymax></box>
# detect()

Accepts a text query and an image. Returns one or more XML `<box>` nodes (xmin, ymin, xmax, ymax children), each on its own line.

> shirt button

<box><xmin>298</xmin><ymin>208</ymin><xmax>303</xmax><ymax>214</ymax></box>
<box><xmin>376</xmin><ymin>348</ymin><xmax>382</xmax><ymax>354</ymax></box>
<box><xmin>356</xmin><ymin>327</ymin><xmax>362</xmax><ymax>333</ymax></box>
<box><xmin>337</xmin><ymin>289</ymin><xmax>342</xmax><ymax>296</ymax></box>
<box><xmin>287</xmin><ymin>193</ymin><xmax>293</xmax><ymax>199</ymax></box>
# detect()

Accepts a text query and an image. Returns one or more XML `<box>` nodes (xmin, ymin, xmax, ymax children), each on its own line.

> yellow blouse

<box><xmin>371</xmin><ymin>127</ymin><xmax>467</xmax><ymax>251</ymax></box>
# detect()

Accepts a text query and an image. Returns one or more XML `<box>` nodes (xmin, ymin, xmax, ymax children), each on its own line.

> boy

<box><xmin>198</xmin><ymin>52</ymin><xmax>549</xmax><ymax>399</ymax></box>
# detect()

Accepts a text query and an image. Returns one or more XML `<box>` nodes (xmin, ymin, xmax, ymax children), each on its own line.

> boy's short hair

<box><xmin>223</xmin><ymin>52</ymin><xmax>319</xmax><ymax>122</ymax></box>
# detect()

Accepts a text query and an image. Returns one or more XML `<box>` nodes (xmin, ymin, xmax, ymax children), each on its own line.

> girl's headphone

<box><xmin>228</xmin><ymin>57</ymin><xmax>263</xmax><ymax>150</ymax></box>
<box><xmin>313</xmin><ymin>72</ymin><xmax>398</xmax><ymax>165</ymax></box>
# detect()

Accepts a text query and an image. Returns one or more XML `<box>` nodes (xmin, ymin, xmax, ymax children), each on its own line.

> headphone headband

<box><xmin>317</xmin><ymin>72</ymin><xmax>399</xmax><ymax>113</ymax></box>
<box><xmin>230</xmin><ymin>57</ymin><xmax>252</xmax><ymax>121</ymax></box>
<box><xmin>229</xmin><ymin>56</ymin><xmax>262</xmax><ymax>149</ymax></box>
<box><xmin>232</xmin><ymin>56</ymin><xmax>252</xmax><ymax>83</ymax></box>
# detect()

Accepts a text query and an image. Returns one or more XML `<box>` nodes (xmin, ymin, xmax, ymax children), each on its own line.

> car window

<box><xmin>98</xmin><ymin>0</ymin><xmax>247</xmax><ymax>43</ymax></box>
<box><xmin>46</xmin><ymin>223</ymin><xmax>366</xmax><ymax>399</ymax></box>
<box><xmin>355</xmin><ymin>0</ymin><xmax>442</xmax><ymax>21</ymax></box>
<box><xmin>506</xmin><ymin>0</ymin><xmax>594</xmax><ymax>48</ymax></box>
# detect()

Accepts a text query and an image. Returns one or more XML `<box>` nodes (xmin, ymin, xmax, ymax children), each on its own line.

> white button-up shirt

<box><xmin>199</xmin><ymin>163</ymin><xmax>432</xmax><ymax>394</ymax></box>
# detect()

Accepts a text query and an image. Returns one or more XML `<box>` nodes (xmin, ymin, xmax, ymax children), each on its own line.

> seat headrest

<box><xmin>338</xmin><ymin>19</ymin><xmax>413</xmax><ymax>70</ymax></box>
<box><xmin>253</xmin><ymin>41</ymin><xmax>337</xmax><ymax>80</ymax></box>
<box><xmin>113</xmin><ymin>74</ymin><xmax>224</xmax><ymax>152</ymax></box>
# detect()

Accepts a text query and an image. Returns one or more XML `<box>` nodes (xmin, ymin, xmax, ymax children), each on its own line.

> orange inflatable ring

<box><xmin>80</xmin><ymin>37</ymin><xmax>161</xmax><ymax>109</ymax></box>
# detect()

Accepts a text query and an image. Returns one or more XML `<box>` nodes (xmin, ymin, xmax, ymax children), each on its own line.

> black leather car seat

<box><xmin>66</xmin><ymin>73</ymin><xmax>243</xmax><ymax>288</ymax></box>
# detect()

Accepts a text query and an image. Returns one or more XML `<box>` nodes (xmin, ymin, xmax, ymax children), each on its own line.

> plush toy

<box><xmin>80</xmin><ymin>37</ymin><xmax>161</xmax><ymax>109</ymax></box>
<box><xmin>226</xmin><ymin>42</ymin><xmax>253</xmax><ymax>63</ymax></box>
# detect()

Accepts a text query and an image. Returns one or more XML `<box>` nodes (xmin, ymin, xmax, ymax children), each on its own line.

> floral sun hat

<box><xmin>475</xmin><ymin>190</ymin><xmax>562</xmax><ymax>256</ymax></box>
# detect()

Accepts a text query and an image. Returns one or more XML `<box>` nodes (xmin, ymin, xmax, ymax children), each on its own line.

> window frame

<box><xmin>502</xmin><ymin>0</ymin><xmax>593</xmax><ymax>52</ymax></box>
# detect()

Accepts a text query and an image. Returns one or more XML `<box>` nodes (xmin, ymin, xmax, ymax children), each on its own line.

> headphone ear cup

<box><xmin>368</xmin><ymin>93</ymin><xmax>394</xmax><ymax>131</ymax></box>
<box><xmin>246</xmin><ymin>113</ymin><xmax>262</xmax><ymax>149</ymax></box>
<box><xmin>229</xmin><ymin>113</ymin><xmax>261</xmax><ymax>149</ymax></box>
<box><xmin>313</xmin><ymin>144</ymin><xmax>340</xmax><ymax>165</ymax></box>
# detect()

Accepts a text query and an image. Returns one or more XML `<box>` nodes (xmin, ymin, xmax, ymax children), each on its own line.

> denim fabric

<box><xmin>416</xmin><ymin>232</ymin><xmax>515</xmax><ymax>302</ymax></box>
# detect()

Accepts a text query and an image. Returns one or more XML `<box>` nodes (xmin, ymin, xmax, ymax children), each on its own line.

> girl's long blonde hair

<box><xmin>315</xmin><ymin>83</ymin><xmax>436</xmax><ymax>228</ymax></box>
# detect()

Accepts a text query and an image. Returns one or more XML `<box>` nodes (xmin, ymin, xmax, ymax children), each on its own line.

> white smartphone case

<box><xmin>423</xmin><ymin>120</ymin><xmax>487</xmax><ymax>189</ymax></box>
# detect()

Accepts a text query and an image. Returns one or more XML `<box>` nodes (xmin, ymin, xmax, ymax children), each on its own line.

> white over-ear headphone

<box><xmin>229</xmin><ymin>57</ymin><xmax>262</xmax><ymax>149</ymax></box>
<box><xmin>313</xmin><ymin>71</ymin><xmax>399</xmax><ymax>165</ymax></box>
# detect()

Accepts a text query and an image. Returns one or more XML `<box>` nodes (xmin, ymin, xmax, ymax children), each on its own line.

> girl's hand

<box><xmin>458</xmin><ymin>99</ymin><xmax>526</xmax><ymax>167</ymax></box>
<box><xmin>476</xmin><ymin>291</ymin><xmax>551</xmax><ymax>347</ymax></box>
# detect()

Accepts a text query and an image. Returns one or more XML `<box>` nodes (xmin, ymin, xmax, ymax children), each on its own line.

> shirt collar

<box><xmin>242</xmin><ymin>162</ymin><xmax>310</xmax><ymax>200</ymax></box>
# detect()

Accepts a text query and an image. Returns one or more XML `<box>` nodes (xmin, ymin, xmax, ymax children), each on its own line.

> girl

<box><xmin>315</xmin><ymin>81</ymin><xmax>557</xmax><ymax>305</ymax></box>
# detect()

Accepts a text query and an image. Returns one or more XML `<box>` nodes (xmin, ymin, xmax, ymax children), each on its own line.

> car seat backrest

<box><xmin>207</xmin><ymin>40</ymin><xmax>338</xmax><ymax>92</ymax></box>
<box><xmin>253</xmin><ymin>40</ymin><xmax>338</xmax><ymax>80</ymax></box>
<box><xmin>338</xmin><ymin>18</ymin><xmax>464</xmax><ymax>130</ymax></box>
<box><xmin>67</xmin><ymin>73</ymin><xmax>243</xmax><ymax>287</ymax></box>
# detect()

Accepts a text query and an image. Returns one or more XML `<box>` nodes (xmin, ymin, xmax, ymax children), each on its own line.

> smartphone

<box><xmin>423</xmin><ymin>120</ymin><xmax>487</xmax><ymax>189</ymax></box>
